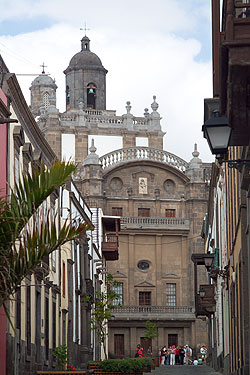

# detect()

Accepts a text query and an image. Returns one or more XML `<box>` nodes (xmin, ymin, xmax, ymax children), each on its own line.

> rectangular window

<box><xmin>165</xmin><ymin>209</ymin><xmax>176</xmax><ymax>218</ymax></box>
<box><xmin>112</xmin><ymin>207</ymin><xmax>123</xmax><ymax>216</ymax></box>
<box><xmin>113</xmin><ymin>282</ymin><xmax>123</xmax><ymax>306</ymax></box>
<box><xmin>45</xmin><ymin>297</ymin><xmax>49</xmax><ymax>360</ymax></box>
<box><xmin>114</xmin><ymin>334</ymin><xmax>125</xmax><ymax>356</ymax></box>
<box><xmin>26</xmin><ymin>285</ymin><xmax>31</xmax><ymax>356</ymax></box>
<box><xmin>35</xmin><ymin>291</ymin><xmax>41</xmax><ymax>362</ymax></box>
<box><xmin>138</xmin><ymin>208</ymin><xmax>150</xmax><ymax>217</ymax></box>
<box><xmin>14</xmin><ymin>152</ymin><xmax>19</xmax><ymax>186</ymax></box>
<box><xmin>62</xmin><ymin>262</ymin><xmax>66</xmax><ymax>297</ymax></box>
<box><xmin>166</xmin><ymin>283</ymin><xmax>176</xmax><ymax>306</ymax></box>
<box><xmin>52</xmin><ymin>301</ymin><xmax>56</xmax><ymax>349</ymax></box>
<box><xmin>139</xmin><ymin>291</ymin><xmax>151</xmax><ymax>305</ymax></box>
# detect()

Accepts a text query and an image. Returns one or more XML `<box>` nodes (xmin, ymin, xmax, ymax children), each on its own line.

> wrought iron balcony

<box><xmin>120</xmin><ymin>216</ymin><xmax>190</xmax><ymax>231</ymax></box>
<box><xmin>111</xmin><ymin>305</ymin><xmax>195</xmax><ymax>320</ymax></box>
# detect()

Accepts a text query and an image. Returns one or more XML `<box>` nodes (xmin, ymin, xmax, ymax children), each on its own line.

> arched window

<box><xmin>87</xmin><ymin>83</ymin><xmax>96</xmax><ymax>109</ymax></box>
<box><xmin>66</xmin><ymin>85</ymin><xmax>70</xmax><ymax>107</ymax></box>
<box><xmin>43</xmin><ymin>92</ymin><xmax>49</xmax><ymax>109</ymax></box>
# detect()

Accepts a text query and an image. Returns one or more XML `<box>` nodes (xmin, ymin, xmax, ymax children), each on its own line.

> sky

<box><xmin>0</xmin><ymin>0</ymin><xmax>214</xmax><ymax>162</ymax></box>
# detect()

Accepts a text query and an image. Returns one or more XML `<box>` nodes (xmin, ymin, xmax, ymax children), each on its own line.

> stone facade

<box><xmin>29</xmin><ymin>34</ymin><xmax>211</xmax><ymax>359</ymax></box>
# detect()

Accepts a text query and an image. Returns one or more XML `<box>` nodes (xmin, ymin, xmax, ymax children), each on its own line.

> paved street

<box><xmin>146</xmin><ymin>365</ymin><xmax>222</xmax><ymax>375</ymax></box>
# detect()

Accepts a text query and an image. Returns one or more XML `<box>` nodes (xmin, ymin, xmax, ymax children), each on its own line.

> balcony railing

<box><xmin>111</xmin><ymin>306</ymin><xmax>195</xmax><ymax>320</ymax></box>
<box><xmin>120</xmin><ymin>216</ymin><xmax>190</xmax><ymax>231</ymax></box>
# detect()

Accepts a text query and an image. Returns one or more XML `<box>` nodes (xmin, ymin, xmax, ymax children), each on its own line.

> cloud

<box><xmin>0</xmin><ymin>1</ymin><xmax>213</xmax><ymax>162</ymax></box>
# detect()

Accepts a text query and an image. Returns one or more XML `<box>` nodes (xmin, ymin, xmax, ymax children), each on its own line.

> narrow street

<box><xmin>147</xmin><ymin>365</ymin><xmax>222</xmax><ymax>375</ymax></box>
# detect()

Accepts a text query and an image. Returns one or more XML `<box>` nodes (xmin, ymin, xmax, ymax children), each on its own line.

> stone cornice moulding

<box><xmin>112</xmin><ymin>271</ymin><xmax>127</xmax><ymax>278</ymax></box>
<box><xmin>162</xmin><ymin>273</ymin><xmax>180</xmax><ymax>279</ymax></box>
<box><xmin>134</xmin><ymin>281</ymin><xmax>155</xmax><ymax>287</ymax></box>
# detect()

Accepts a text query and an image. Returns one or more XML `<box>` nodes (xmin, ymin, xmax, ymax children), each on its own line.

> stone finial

<box><xmin>192</xmin><ymin>143</ymin><xmax>200</xmax><ymax>158</ymax></box>
<box><xmin>144</xmin><ymin>108</ymin><xmax>149</xmax><ymax>117</ymax></box>
<box><xmin>83</xmin><ymin>139</ymin><xmax>100</xmax><ymax>165</ymax></box>
<box><xmin>151</xmin><ymin>95</ymin><xmax>159</xmax><ymax>112</ymax></box>
<box><xmin>89</xmin><ymin>138</ymin><xmax>97</xmax><ymax>153</ymax></box>
<box><xmin>126</xmin><ymin>101</ymin><xmax>132</xmax><ymax>114</ymax></box>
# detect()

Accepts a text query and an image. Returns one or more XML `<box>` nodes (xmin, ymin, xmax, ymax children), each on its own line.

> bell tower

<box><xmin>64</xmin><ymin>35</ymin><xmax>108</xmax><ymax>111</ymax></box>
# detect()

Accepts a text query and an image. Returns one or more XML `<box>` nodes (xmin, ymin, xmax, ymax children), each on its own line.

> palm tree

<box><xmin>0</xmin><ymin>160</ymin><xmax>93</xmax><ymax>313</ymax></box>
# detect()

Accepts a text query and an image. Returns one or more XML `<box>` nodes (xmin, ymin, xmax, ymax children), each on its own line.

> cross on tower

<box><xmin>80</xmin><ymin>22</ymin><xmax>90</xmax><ymax>35</ymax></box>
<box><xmin>40</xmin><ymin>62</ymin><xmax>47</xmax><ymax>74</ymax></box>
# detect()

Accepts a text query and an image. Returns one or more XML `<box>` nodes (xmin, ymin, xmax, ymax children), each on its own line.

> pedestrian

<box><xmin>193</xmin><ymin>358</ymin><xmax>198</xmax><ymax>366</ymax></box>
<box><xmin>179</xmin><ymin>346</ymin><xmax>185</xmax><ymax>365</ymax></box>
<box><xmin>170</xmin><ymin>345</ymin><xmax>175</xmax><ymax>365</ymax></box>
<box><xmin>147</xmin><ymin>346</ymin><xmax>152</xmax><ymax>357</ymax></box>
<box><xmin>164</xmin><ymin>348</ymin><xmax>170</xmax><ymax>365</ymax></box>
<box><xmin>186</xmin><ymin>345</ymin><xmax>192</xmax><ymax>365</ymax></box>
<box><xmin>175</xmin><ymin>346</ymin><xmax>180</xmax><ymax>365</ymax></box>
<box><xmin>200</xmin><ymin>345</ymin><xmax>207</xmax><ymax>363</ymax></box>
<box><xmin>160</xmin><ymin>346</ymin><xmax>167</xmax><ymax>365</ymax></box>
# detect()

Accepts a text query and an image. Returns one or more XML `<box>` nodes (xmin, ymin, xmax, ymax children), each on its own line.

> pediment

<box><xmin>112</xmin><ymin>271</ymin><xmax>127</xmax><ymax>278</ymax></box>
<box><xmin>135</xmin><ymin>281</ymin><xmax>155</xmax><ymax>287</ymax></box>
<box><xmin>162</xmin><ymin>273</ymin><xmax>180</xmax><ymax>279</ymax></box>
<box><xmin>132</xmin><ymin>170</ymin><xmax>155</xmax><ymax>181</ymax></box>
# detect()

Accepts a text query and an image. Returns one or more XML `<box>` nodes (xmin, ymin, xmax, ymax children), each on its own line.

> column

<box><xmin>128</xmin><ymin>234</ymin><xmax>135</xmax><ymax>305</ymax></box>
<box><xmin>156</xmin><ymin>235</ymin><xmax>162</xmax><ymax>305</ymax></box>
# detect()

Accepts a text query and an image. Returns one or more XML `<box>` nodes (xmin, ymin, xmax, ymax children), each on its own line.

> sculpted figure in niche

<box><xmin>164</xmin><ymin>179</ymin><xmax>175</xmax><ymax>194</ymax></box>
<box><xmin>139</xmin><ymin>177</ymin><xmax>147</xmax><ymax>194</ymax></box>
<box><xmin>110</xmin><ymin>177</ymin><xmax>123</xmax><ymax>192</ymax></box>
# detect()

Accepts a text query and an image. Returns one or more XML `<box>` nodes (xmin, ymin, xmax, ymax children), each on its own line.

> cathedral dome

<box><xmin>31</xmin><ymin>74</ymin><xmax>56</xmax><ymax>87</ymax></box>
<box><xmin>68</xmin><ymin>50</ymin><xmax>103</xmax><ymax>69</ymax></box>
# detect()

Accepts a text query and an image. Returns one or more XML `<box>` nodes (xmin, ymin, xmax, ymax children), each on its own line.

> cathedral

<box><xmin>30</xmin><ymin>33</ymin><xmax>211</xmax><ymax>358</ymax></box>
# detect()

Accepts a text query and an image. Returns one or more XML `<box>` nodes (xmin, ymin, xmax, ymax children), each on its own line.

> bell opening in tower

<box><xmin>66</xmin><ymin>85</ymin><xmax>70</xmax><ymax>110</ymax></box>
<box><xmin>87</xmin><ymin>83</ymin><xmax>96</xmax><ymax>109</ymax></box>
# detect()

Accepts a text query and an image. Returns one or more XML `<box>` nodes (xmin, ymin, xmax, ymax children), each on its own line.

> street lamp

<box><xmin>202</xmin><ymin>110</ymin><xmax>232</xmax><ymax>155</ymax></box>
<box><xmin>199</xmin><ymin>289</ymin><xmax>206</xmax><ymax>298</ymax></box>
<box><xmin>204</xmin><ymin>255</ymin><xmax>214</xmax><ymax>271</ymax></box>
<box><xmin>202</xmin><ymin>110</ymin><xmax>250</xmax><ymax>169</ymax></box>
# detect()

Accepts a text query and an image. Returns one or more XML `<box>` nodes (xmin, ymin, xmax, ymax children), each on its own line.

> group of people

<box><xmin>159</xmin><ymin>345</ymin><xmax>193</xmax><ymax>366</ymax></box>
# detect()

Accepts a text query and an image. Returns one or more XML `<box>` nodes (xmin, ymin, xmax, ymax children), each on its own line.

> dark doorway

<box><xmin>140</xmin><ymin>337</ymin><xmax>152</xmax><ymax>354</ymax></box>
<box><xmin>168</xmin><ymin>334</ymin><xmax>178</xmax><ymax>347</ymax></box>
<box><xmin>114</xmin><ymin>334</ymin><xmax>124</xmax><ymax>356</ymax></box>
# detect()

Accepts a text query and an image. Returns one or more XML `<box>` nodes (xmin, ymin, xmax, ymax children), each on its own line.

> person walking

<box><xmin>170</xmin><ymin>345</ymin><xmax>175</xmax><ymax>365</ymax></box>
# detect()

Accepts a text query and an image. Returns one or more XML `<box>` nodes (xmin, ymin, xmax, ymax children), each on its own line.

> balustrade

<box><xmin>100</xmin><ymin>147</ymin><xmax>188</xmax><ymax>172</ymax></box>
<box><xmin>112</xmin><ymin>305</ymin><xmax>194</xmax><ymax>314</ymax></box>
<box><xmin>120</xmin><ymin>216</ymin><xmax>190</xmax><ymax>230</ymax></box>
